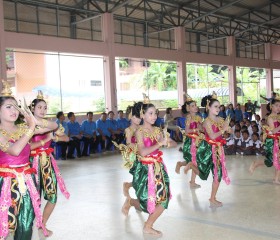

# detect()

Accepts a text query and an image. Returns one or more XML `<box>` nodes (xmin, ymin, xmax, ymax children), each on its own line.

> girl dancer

<box><xmin>0</xmin><ymin>81</ymin><xmax>52</xmax><ymax>239</ymax></box>
<box><xmin>185</xmin><ymin>97</ymin><xmax>231</xmax><ymax>207</ymax></box>
<box><xmin>249</xmin><ymin>98</ymin><xmax>280</xmax><ymax>183</ymax></box>
<box><xmin>121</xmin><ymin>104</ymin><xmax>142</xmax><ymax>199</ymax></box>
<box><xmin>122</xmin><ymin>102</ymin><xmax>176</xmax><ymax>237</ymax></box>
<box><xmin>30</xmin><ymin>92</ymin><xmax>70</xmax><ymax>236</ymax></box>
<box><xmin>175</xmin><ymin>97</ymin><xmax>203</xmax><ymax>189</ymax></box>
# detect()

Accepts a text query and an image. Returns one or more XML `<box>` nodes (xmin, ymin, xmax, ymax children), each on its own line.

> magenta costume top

<box><xmin>32</xmin><ymin>134</ymin><xmax>51</xmax><ymax>148</ymax></box>
<box><xmin>189</xmin><ymin>122</ymin><xmax>198</xmax><ymax>130</ymax></box>
<box><xmin>143</xmin><ymin>137</ymin><xmax>159</xmax><ymax>156</ymax></box>
<box><xmin>0</xmin><ymin>141</ymin><xmax>30</xmax><ymax>166</ymax></box>
<box><xmin>204</xmin><ymin>123</ymin><xmax>223</xmax><ymax>141</ymax></box>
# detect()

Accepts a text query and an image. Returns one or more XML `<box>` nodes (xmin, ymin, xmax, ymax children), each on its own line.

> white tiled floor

<box><xmin>32</xmin><ymin>145</ymin><xmax>280</xmax><ymax>240</ymax></box>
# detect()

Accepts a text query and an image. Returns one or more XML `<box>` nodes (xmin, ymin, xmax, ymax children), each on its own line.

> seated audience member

<box><xmin>234</xmin><ymin>103</ymin><xmax>243</xmax><ymax>122</ymax></box>
<box><xmin>108</xmin><ymin>111</ymin><xmax>124</xmax><ymax>145</ymax></box>
<box><xmin>236</xmin><ymin>130</ymin><xmax>253</xmax><ymax>155</ymax></box>
<box><xmin>252</xmin><ymin>133</ymin><xmax>263</xmax><ymax>156</ymax></box>
<box><xmin>252</xmin><ymin>125</ymin><xmax>260</xmax><ymax>135</ymax></box>
<box><xmin>234</xmin><ymin>130</ymin><xmax>242</xmax><ymax>145</ymax></box>
<box><xmin>255</xmin><ymin>114</ymin><xmax>261</xmax><ymax>124</ymax></box>
<box><xmin>56</xmin><ymin>111</ymin><xmax>69</xmax><ymax>160</ymax></box>
<box><xmin>96</xmin><ymin>112</ymin><xmax>112</xmax><ymax>151</ymax></box>
<box><xmin>164</xmin><ymin>107</ymin><xmax>181</xmax><ymax>142</ymax></box>
<box><xmin>116</xmin><ymin>110</ymin><xmax>129</xmax><ymax>143</ymax></box>
<box><xmin>224</xmin><ymin>132</ymin><xmax>235</xmax><ymax>155</ymax></box>
<box><xmin>226</xmin><ymin>103</ymin><xmax>235</xmax><ymax>120</ymax></box>
<box><xmin>67</xmin><ymin>112</ymin><xmax>82</xmax><ymax>159</ymax></box>
<box><xmin>81</xmin><ymin>111</ymin><xmax>98</xmax><ymax>156</ymax></box>
<box><xmin>218</xmin><ymin>105</ymin><xmax>226</xmax><ymax>119</ymax></box>
<box><xmin>154</xmin><ymin>109</ymin><xmax>164</xmax><ymax>128</ymax></box>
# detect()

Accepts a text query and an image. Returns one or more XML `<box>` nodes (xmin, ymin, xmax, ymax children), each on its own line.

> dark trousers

<box><xmin>98</xmin><ymin>135</ymin><xmax>113</xmax><ymax>151</ymax></box>
<box><xmin>56</xmin><ymin>141</ymin><xmax>68</xmax><ymax>158</ymax></box>
<box><xmin>82</xmin><ymin>136</ymin><xmax>98</xmax><ymax>155</ymax></box>
<box><xmin>67</xmin><ymin>137</ymin><xmax>81</xmax><ymax>158</ymax></box>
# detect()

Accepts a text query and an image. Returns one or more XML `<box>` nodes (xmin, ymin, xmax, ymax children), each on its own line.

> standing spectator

<box><xmin>226</xmin><ymin>103</ymin><xmax>235</xmax><ymax>120</ymax></box>
<box><xmin>81</xmin><ymin>111</ymin><xmax>98</xmax><ymax>156</ymax></box>
<box><xmin>56</xmin><ymin>111</ymin><xmax>69</xmax><ymax>160</ymax></box>
<box><xmin>116</xmin><ymin>110</ymin><xmax>129</xmax><ymax>142</ymax></box>
<box><xmin>234</xmin><ymin>103</ymin><xmax>243</xmax><ymax>123</ymax></box>
<box><xmin>67</xmin><ymin>112</ymin><xmax>82</xmax><ymax>159</ymax></box>
<box><xmin>96</xmin><ymin>112</ymin><xmax>112</xmax><ymax>151</ymax></box>
<box><xmin>244</xmin><ymin>99</ymin><xmax>254</xmax><ymax>120</ymax></box>
<box><xmin>218</xmin><ymin>105</ymin><xmax>226</xmax><ymax>119</ymax></box>
<box><xmin>260</xmin><ymin>91</ymin><xmax>276</xmax><ymax>103</ymax></box>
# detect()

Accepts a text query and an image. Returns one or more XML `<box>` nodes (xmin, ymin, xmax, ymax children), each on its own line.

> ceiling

<box><xmin>5</xmin><ymin>0</ymin><xmax>280</xmax><ymax>45</ymax></box>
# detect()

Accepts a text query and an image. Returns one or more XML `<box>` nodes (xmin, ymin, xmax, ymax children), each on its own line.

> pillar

<box><xmin>175</xmin><ymin>27</ymin><xmax>187</xmax><ymax>107</ymax></box>
<box><xmin>102</xmin><ymin>13</ymin><xmax>117</xmax><ymax>113</ymax></box>
<box><xmin>227</xmin><ymin>36</ymin><xmax>237</xmax><ymax>106</ymax></box>
<box><xmin>265</xmin><ymin>43</ymin><xmax>273</xmax><ymax>96</ymax></box>
<box><xmin>0</xmin><ymin>0</ymin><xmax>6</xmax><ymax>80</ymax></box>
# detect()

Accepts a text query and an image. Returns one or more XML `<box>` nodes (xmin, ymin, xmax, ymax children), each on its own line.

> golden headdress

<box><xmin>142</xmin><ymin>92</ymin><xmax>150</xmax><ymax>104</ymax></box>
<box><xmin>1</xmin><ymin>79</ymin><xmax>13</xmax><ymax>97</ymax></box>
<box><xmin>211</xmin><ymin>91</ymin><xmax>217</xmax><ymax>99</ymax></box>
<box><xmin>36</xmin><ymin>90</ymin><xmax>44</xmax><ymax>100</ymax></box>
<box><xmin>185</xmin><ymin>93</ymin><xmax>193</xmax><ymax>102</ymax></box>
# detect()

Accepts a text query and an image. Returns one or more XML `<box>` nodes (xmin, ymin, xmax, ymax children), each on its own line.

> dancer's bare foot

<box><xmin>39</xmin><ymin>227</ymin><xmax>53</xmax><ymax>238</ymax></box>
<box><xmin>273</xmin><ymin>180</ymin><xmax>280</xmax><ymax>185</ymax></box>
<box><xmin>189</xmin><ymin>182</ymin><xmax>201</xmax><ymax>189</ymax></box>
<box><xmin>121</xmin><ymin>197</ymin><xmax>131</xmax><ymax>216</ymax></box>
<box><xmin>249</xmin><ymin>161</ymin><xmax>256</xmax><ymax>174</ymax></box>
<box><xmin>123</xmin><ymin>182</ymin><xmax>131</xmax><ymax>197</ymax></box>
<box><xmin>209</xmin><ymin>199</ymin><xmax>223</xmax><ymax>208</ymax></box>
<box><xmin>184</xmin><ymin>163</ymin><xmax>192</xmax><ymax>174</ymax></box>
<box><xmin>175</xmin><ymin>162</ymin><xmax>182</xmax><ymax>174</ymax></box>
<box><xmin>143</xmin><ymin>223</ymin><xmax>163</xmax><ymax>237</ymax></box>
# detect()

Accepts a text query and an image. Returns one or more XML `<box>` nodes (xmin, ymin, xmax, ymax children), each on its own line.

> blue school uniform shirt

<box><xmin>235</xmin><ymin>109</ymin><xmax>243</xmax><ymax>122</ymax></box>
<box><xmin>67</xmin><ymin>121</ymin><xmax>81</xmax><ymax>136</ymax></box>
<box><xmin>226</xmin><ymin>109</ymin><xmax>235</xmax><ymax>119</ymax></box>
<box><xmin>81</xmin><ymin>120</ymin><xmax>97</xmax><ymax>137</ymax></box>
<box><xmin>96</xmin><ymin>119</ymin><xmax>111</xmax><ymax>137</ymax></box>
<box><xmin>107</xmin><ymin>118</ymin><xmax>118</xmax><ymax>132</ymax></box>
<box><xmin>218</xmin><ymin>111</ymin><xmax>226</xmax><ymax>119</ymax></box>
<box><xmin>55</xmin><ymin>120</ymin><xmax>69</xmax><ymax>135</ymax></box>
<box><xmin>116</xmin><ymin>118</ymin><xmax>129</xmax><ymax>132</ymax></box>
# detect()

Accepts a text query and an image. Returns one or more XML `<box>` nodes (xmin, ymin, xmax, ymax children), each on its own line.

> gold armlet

<box><xmin>25</xmin><ymin>129</ymin><xmax>34</xmax><ymax>138</ymax></box>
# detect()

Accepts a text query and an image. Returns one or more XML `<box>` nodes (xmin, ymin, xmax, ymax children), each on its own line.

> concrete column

<box><xmin>227</xmin><ymin>36</ymin><xmax>237</xmax><ymax>106</ymax></box>
<box><xmin>265</xmin><ymin>43</ymin><xmax>273</xmax><ymax>95</ymax></box>
<box><xmin>0</xmin><ymin>0</ymin><xmax>6</xmax><ymax>80</ymax></box>
<box><xmin>102</xmin><ymin>13</ymin><xmax>117</xmax><ymax>113</ymax></box>
<box><xmin>175</xmin><ymin>27</ymin><xmax>187</xmax><ymax>107</ymax></box>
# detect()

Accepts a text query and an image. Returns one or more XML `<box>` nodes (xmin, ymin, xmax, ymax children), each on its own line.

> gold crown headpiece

<box><xmin>211</xmin><ymin>91</ymin><xmax>217</xmax><ymax>99</ymax></box>
<box><xmin>1</xmin><ymin>80</ymin><xmax>13</xmax><ymax>97</ymax></box>
<box><xmin>142</xmin><ymin>93</ymin><xmax>150</xmax><ymax>104</ymax></box>
<box><xmin>275</xmin><ymin>93</ymin><xmax>280</xmax><ymax>101</ymax></box>
<box><xmin>36</xmin><ymin>90</ymin><xmax>44</xmax><ymax>100</ymax></box>
<box><xmin>185</xmin><ymin>93</ymin><xmax>193</xmax><ymax>102</ymax></box>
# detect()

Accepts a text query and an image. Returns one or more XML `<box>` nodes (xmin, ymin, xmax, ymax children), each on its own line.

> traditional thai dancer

<box><xmin>29</xmin><ymin>91</ymin><xmax>70</xmax><ymax>236</ymax></box>
<box><xmin>185</xmin><ymin>96</ymin><xmax>231</xmax><ymax>207</ymax></box>
<box><xmin>121</xmin><ymin>101</ymin><xmax>176</xmax><ymax>237</ymax></box>
<box><xmin>120</xmin><ymin>103</ymin><xmax>142</xmax><ymax>199</ymax></box>
<box><xmin>0</xmin><ymin>81</ymin><xmax>50</xmax><ymax>239</ymax></box>
<box><xmin>249</xmin><ymin>98</ymin><xmax>280</xmax><ymax>183</ymax></box>
<box><xmin>175</xmin><ymin>96</ymin><xmax>203</xmax><ymax>188</ymax></box>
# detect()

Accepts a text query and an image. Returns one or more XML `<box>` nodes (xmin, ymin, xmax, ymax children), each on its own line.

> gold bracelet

<box><xmin>54</xmin><ymin>135</ymin><xmax>59</xmax><ymax>142</ymax></box>
<box><xmin>25</xmin><ymin>129</ymin><xmax>34</xmax><ymax>138</ymax></box>
<box><xmin>40</xmin><ymin>140</ymin><xmax>45</xmax><ymax>146</ymax></box>
<box><xmin>41</xmin><ymin>119</ymin><xmax>48</xmax><ymax>128</ymax></box>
